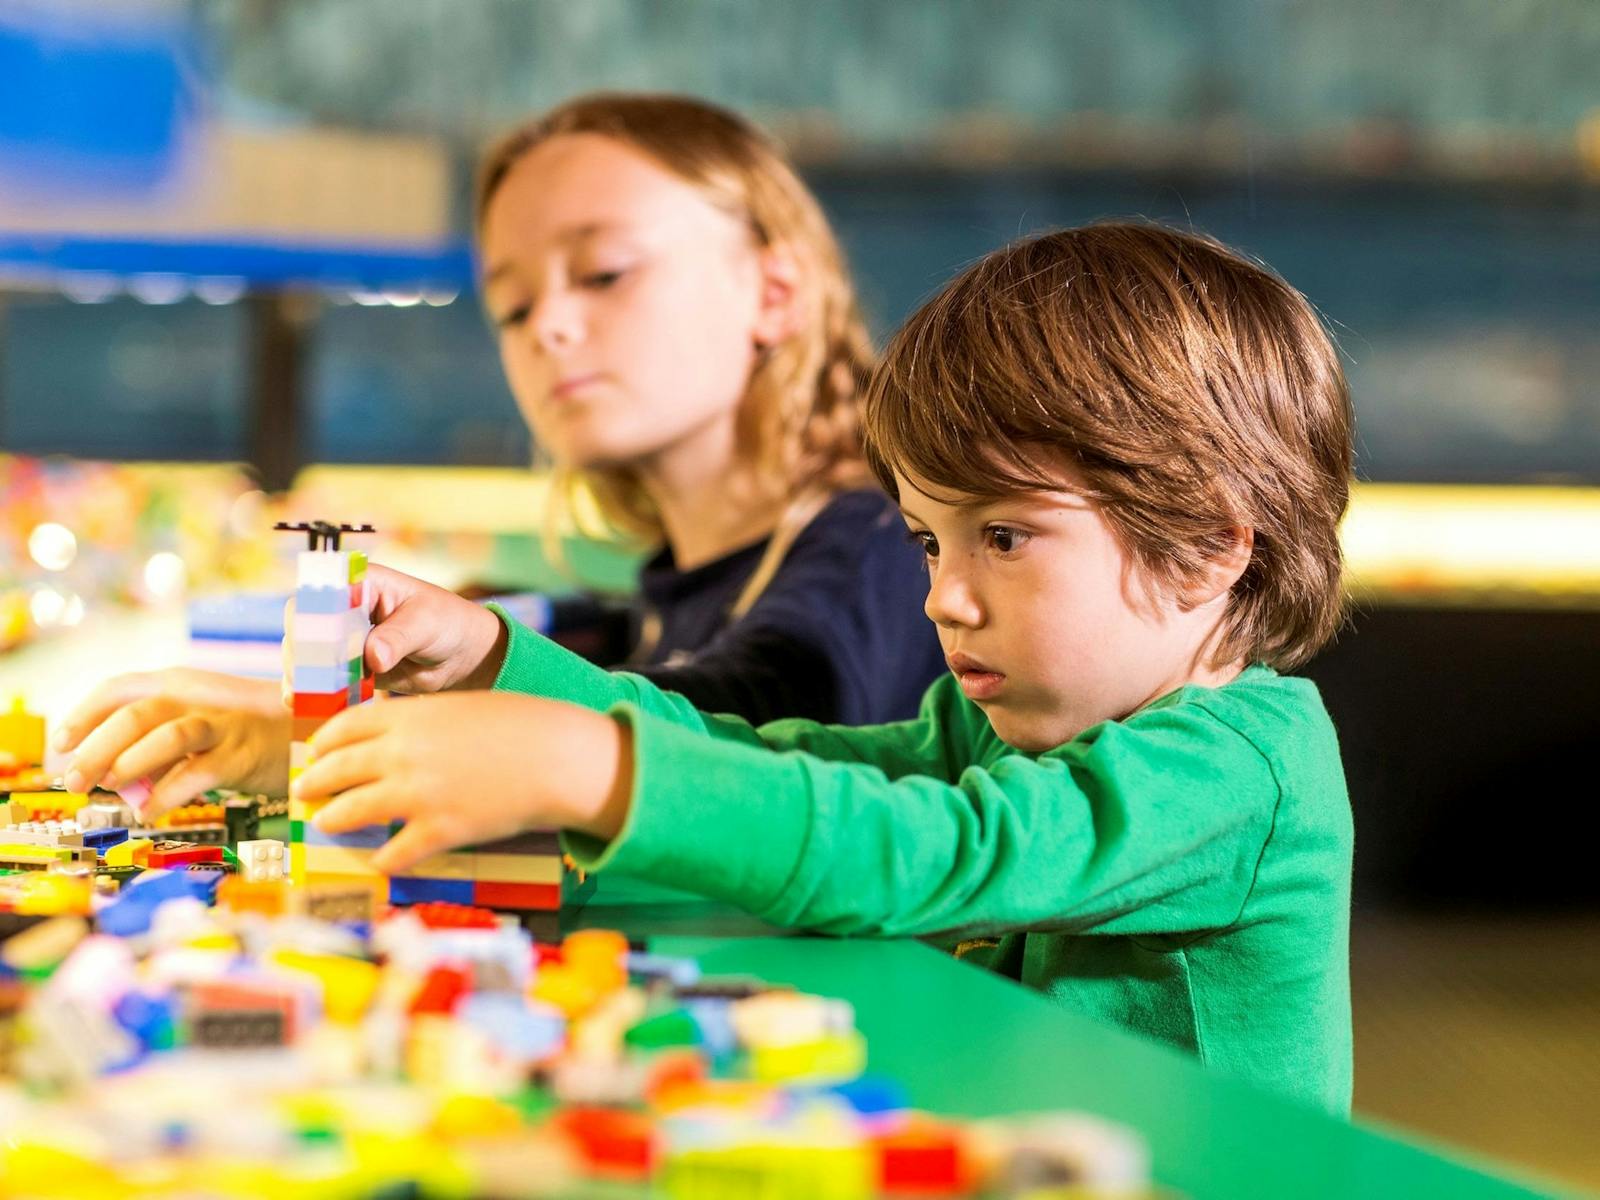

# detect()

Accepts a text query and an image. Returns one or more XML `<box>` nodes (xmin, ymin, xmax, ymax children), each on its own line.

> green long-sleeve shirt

<box><xmin>491</xmin><ymin>609</ymin><xmax>1353</xmax><ymax>1113</ymax></box>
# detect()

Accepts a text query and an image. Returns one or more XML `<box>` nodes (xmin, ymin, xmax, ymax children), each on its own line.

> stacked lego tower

<box><xmin>281</xmin><ymin>521</ymin><xmax>568</xmax><ymax>917</ymax></box>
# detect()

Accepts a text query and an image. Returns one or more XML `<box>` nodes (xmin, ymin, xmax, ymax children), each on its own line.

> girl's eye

<box><xmin>493</xmin><ymin>304</ymin><xmax>530</xmax><ymax>329</ymax></box>
<box><xmin>986</xmin><ymin>526</ymin><xmax>1030</xmax><ymax>554</ymax></box>
<box><xmin>907</xmin><ymin>529</ymin><xmax>939</xmax><ymax>559</ymax></box>
<box><xmin>579</xmin><ymin>269</ymin><xmax>626</xmax><ymax>289</ymax></box>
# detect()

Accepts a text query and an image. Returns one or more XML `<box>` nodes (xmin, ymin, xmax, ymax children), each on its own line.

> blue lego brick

<box><xmin>295</xmin><ymin>584</ymin><xmax>351</xmax><ymax>615</ymax></box>
<box><xmin>292</xmin><ymin>665</ymin><xmax>350</xmax><ymax>693</ymax></box>
<box><xmin>97</xmin><ymin>870</ymin><xmax>216</xmax><ymax>936</ymax></box>
<box><xmin>82</xmin><ymin>826</ymin><xmax>130</xmax><ymax>851</ymax></box>
<box><xmin>302</xmin><ymin>821</ymin><xmax>392</xmax><ymax>849</ymax></box>
<box><xmin>387</xmin><ymin>876</ymin><xmax>475</xmax><ymax>906</ymax></box>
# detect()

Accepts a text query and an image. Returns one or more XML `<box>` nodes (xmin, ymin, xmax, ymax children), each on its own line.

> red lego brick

<box><xmin>874</xmin><ymin>1122</ymin><xmax>970</xmax><ymax>1194</ymax></box>
<box><xmin>554</xmin><ymin>1107</ymin><xmax>656</xmax><ymax>1180</ymax></box>
<box><xmin>144</xmin><ymin>841</ymin><xmax>225</xmax><ymax>868</ymax></box>
<box><xmin>349</xmin><ymin>583</ymin><xmax>364</xmax><ymax>609</ymax></box>
<box><xmin>359</xmin><ymin>675</ymin><xmax>374</xmax><ymax>702</ymax></box>
<box><xmin>408</xmin><ymin>964</ymin><xmax>472</xmax><ymax>1016</ymax></box>
<box><xmin>406</xmin><ymin>901</ymin><xmax>498</xmax><ymax>930</ymax></box>
<box><xmin>472</xmin><ymin>881</ymin><xmax>560</xmax><ymax>911</ymax></box>
<box><xmin>292</xmin><ymin>691</ymin><xmax>348</xmax><ymax>718</ymax></box>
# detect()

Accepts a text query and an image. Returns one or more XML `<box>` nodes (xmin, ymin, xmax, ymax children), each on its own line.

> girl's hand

<box><xmin>294</xmin><ymin>692</ymin><xmax>633</xmax><ymax>873</ymax></box>
<box><xmin>357</xmin><ymin>563</ymin><xmax>508</xmax><ymax>694</ymax></box>
<box><xmin>54</xmin><ymin>669</ymin><xmax>291</xmax><ymax>815</ymax></box>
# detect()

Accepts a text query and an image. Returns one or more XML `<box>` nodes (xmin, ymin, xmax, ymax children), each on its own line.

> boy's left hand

<box><xmin>292</xmin><ymin>692</ymin><xmax>634</xmax><ymax>873</ymax></box>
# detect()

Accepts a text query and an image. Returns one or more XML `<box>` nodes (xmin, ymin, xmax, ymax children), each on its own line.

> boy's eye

<box><xmin>986</xmin><ymin>526</ymin><xmax>1030</xmax><ymax>553</ymax></box>
<box><xmin>906</xmin><ymin>529</ymin><xmax>939</xmax><ymax>559</ymax></box>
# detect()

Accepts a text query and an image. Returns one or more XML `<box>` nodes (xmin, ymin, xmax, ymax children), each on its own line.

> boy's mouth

<box><xmin>947</xmin><ymin>653</ymin><xmax>1006</xmax><ymax>702</ymax></box>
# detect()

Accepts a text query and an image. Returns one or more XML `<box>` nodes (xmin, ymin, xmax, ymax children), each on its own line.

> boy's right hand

<box><xmin>356</xmin><ymin>563</ymin><xmax>509</xmax><ymax>694</ymax></box>
<box><xmin>54</xmin><ymin>669</ymin><xmax>292</xmax><ymax>816</ymax></box>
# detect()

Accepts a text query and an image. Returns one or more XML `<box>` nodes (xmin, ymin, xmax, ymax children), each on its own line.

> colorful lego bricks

<box><xmin>276</xmin><ymin>520</ymin><xmax>571</xmax><ymax>919</ymax></box>
<box><xmin>277</xmin><ymin>520</ymin><xmax>376</xmax><ymax>893</ymax></box>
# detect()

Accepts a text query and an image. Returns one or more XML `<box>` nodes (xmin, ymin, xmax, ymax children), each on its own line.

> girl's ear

<box><xmin>751</xmin><ymin>242</ymin><xmax>805</xmax><ymax>349</ymax></box>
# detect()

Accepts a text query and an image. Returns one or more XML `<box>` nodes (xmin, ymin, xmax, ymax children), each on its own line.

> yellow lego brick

<box><xmin>6</xmin><ymin>791</ymin><xmax>91</xmax><ymax>814</ymax></box>
<box><xmin>104</xmin><ymin>837</ymin><xmax>152</xmax><ymax>868</ymax></box>
<box><xmin>348</xmin><ymin>551</ymin><xmax>367</xmax><ymax>583</ymax></box>
<box><xmin>0</xmin><ymin>843</ymin><xmax>78</xmax><ymax>867</ymax></box>
<box><xmin>0</xmin><ymin>698</ymin><xmax>45</xmax><ymax>766</ymax></box>
<box><xmin>1</xmin><ymin>800</ymin><xmax>27</xmax><ymax>827</ymax></box>
<box><xmin>393</xmin><ymin>851</ymin><xmax>476</xmax><ymax>881</ymax></box>
<box><xmin>290</xmin><ymin>841</ymin><xmax>306</xmax><ymax>885</ymax></box>
<box><xmin>474</xmin><ymin>853</ymin><xmax>562</xmax><ymax>885</ymax></box>
<box><xmin>302</xmin><ymin>843</ymin><xmax>382</xmax><ymax>877</ymax></box>
<box><xmin>268</xmin><ymin>948</ymin><xmax>379</xmax><ymax>1023</ymax></box>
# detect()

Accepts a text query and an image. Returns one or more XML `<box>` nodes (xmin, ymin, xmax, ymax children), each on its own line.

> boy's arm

<box><xmin>490</xmin><ymin>606</ymin><xmax>976</xmax><ymax>779</ymax></box>
<box><xmin>565</xmin><ymin>698</ymin><xmax>1283</xmax><ymax>941</ymax></box>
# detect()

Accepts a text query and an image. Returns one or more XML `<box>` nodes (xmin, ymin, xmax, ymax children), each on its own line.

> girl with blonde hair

<box><xmin>59</xmin><ymin>94</ymin><xmax>943</xmax><ymax>809</ymax></box>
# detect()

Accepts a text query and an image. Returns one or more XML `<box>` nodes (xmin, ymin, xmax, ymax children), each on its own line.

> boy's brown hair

<box><xmin>864</xmin><ymin>222</ymin><xmax>1353</xmax><ymax>671</ymax></box>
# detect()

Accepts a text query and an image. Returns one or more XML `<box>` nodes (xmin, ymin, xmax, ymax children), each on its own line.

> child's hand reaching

<box><xmin>53</xmin><ymin>669</ymin><xmax>292</xmax><ymax>816</ymax></box>
<box><xmin>354</xmin><ymin>564</ymin><xmax>509</xmax><ymax>694</ymax></box>
<box><xmin>293</xmin><ymin>692</ymin><xmax>633</xmax><ymax>873</ymax></box>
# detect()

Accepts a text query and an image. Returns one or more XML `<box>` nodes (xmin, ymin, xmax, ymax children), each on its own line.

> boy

<box><xmin>298</xmin><ymin>222</ymin><xmax>1357</xmax><ymax>1112</ymax></box>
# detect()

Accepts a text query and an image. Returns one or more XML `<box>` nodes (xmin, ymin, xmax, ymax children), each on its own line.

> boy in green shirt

<box><xmin>250</xmin><ymin>224</ymin><xmax>1365</xmax><ymax>1111</ymax></box>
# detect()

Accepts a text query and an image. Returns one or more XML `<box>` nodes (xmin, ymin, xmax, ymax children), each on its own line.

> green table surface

<box><xmin>574</xmin><ymin>874</ymin><xmax>1573</xmax><ymax>1200</ymax></box>
<box><xmin>257</xmin><ymin>827</ymin><xmax>1571</xmax><ymax>1199</ymax></box>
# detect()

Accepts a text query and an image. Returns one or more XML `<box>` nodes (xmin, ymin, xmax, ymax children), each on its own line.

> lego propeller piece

<box><xmin>272</xmin><ymin>520</ymin><xmax>376</xmax><ymax>551</ymax></box>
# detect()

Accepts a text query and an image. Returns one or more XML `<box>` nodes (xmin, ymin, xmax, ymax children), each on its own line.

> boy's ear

<box><xmin>751</xmin><ymin>242</ymin><xmax>805</xmax><ymax>349</ymax></box>
<box><xmin>1184</xmin><ymin>525</ymin><xmax>1254</xmax><ymax>609</ymax></box>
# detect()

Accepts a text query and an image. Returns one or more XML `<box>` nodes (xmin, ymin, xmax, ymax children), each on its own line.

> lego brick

<box><xmin>359</xmin><ymin>676</ymin><xmax>374</xmax><ymax>702</ymax></box>
<box><xmin>346</xmin><ymin>627</ymin><xmax>367</xmax><ymax>661</ymax></box>
<box><xmin>348</xmin><ymin>550</ymin><xmax>367</xmax><ymax>582</ymax></box>
<box><xmin>81</xmin><ymin>827</ymin><xmax>129</xmax><ymax>852</ymax></box>
<box><xmin>289</xmin><ymin>841</ymin><xmax>305</xmax><ymax>884</ymax></box>
<box><xmin>235</xmin><ymin>839</ymin><xmax>287</xmax><ymax>883</ymax></box>
<box><xmin>472</xmin><ymin>830</ymin><xmax>563</xmax><ymax>856</ymax></box>
<box><xmin>297</xmin><ymin>549</ymin><xmax>351</xmax><ymax>589</ymax></box>
<box><xmin>105</xmin><ymin>837</ymin><xmax>152</xmax><ymax>868</ymax></box>
<box><xmin>292</xmin><ymin>664</ymin><xmax>351</xmax><ymax>694</ymax></box>
<box><xmin>295</xmin><ymin>583</ymin><xmax>354</xmax><ymax>615</ymax></box>
<box><xmin>291</xmin><ymin>638</ymin><xmax>352</xmax><ymax>671</ymax></box>
<box><xmin>299</xmin><ymin>875</ymin><xmax>384</xmax><ymax>923</ymax></box>
<box><xmin>144</xmin><ymin>842</ymin><xmax>224</xmax><ymax>869</ymax></box>
<box><xmin>302</xmin><ymin>844</ymin><xmax>381</xmax><ymax>877</ymax></box>
<box><xmin>388</xmin><ymin>876</ymin><xmax>474</xmax><ymax>906</ymax></box>
<box><xmin>350</xmin><ymin>583</ymin><xmax>364</xmax><ymax>609</ymax></box>
<box><xmin>292</xmin><ymin>717</ymin><xmax>327</xmax><ymax>742</ymax></box>
<box><xmin>289</xmin><ymin>819</ymin><xmax>304</xmax><ymax>842</ymax></box>
<box><xmin>291</xmin><ymin>611</ymin><xmax>359</xmax><ymax>644</ymax></box>
<box><xmin>474</xmin><ymin>853</ymin><xmax>562</xmax><ymax>886</ymax></box>
<box><xmin>394</xmin><ymin>851</ymin><xmax>475</xmax><ymax>881</ymax></box>
<box><xmin>292</xmin><ymin>691</ymin><xmax>348</xmax><ymax>718</ymax></box>
<box><xmin>3</xmin><ymin>824</ymin><xmax>86</xmax><ymax>848</ymax></box>
<box><xmin>471</xmin><ymin>881</ymin><xmax>560</xmax><ymax>912</ymax></box>
<box><xmin>302</xmin><ymin>821</ymin><xmax>391</xmax><ymax>849</ymax></box>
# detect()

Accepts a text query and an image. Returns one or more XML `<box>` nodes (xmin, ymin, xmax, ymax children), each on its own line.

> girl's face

<box><xmin>480</xmin><ymin>133</ymin><xmax>778</xmax><ymax>472</ymax></box>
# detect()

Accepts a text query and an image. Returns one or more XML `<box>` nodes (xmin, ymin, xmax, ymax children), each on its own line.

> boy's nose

<box><xmin>924</xmin><ymin>566</ymin><xmax>984</xmax><ymax>630</ymax></box>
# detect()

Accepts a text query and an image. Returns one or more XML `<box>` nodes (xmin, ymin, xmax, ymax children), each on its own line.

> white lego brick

<box><xmin>297</xmin><ymin>549</ymin><xmax>350</xmax><ymax>589</ymax></box>
<box><xmin>237</xmin><ymin>839</ymin><xmax>288</xmax><ymax>882</ymax></box>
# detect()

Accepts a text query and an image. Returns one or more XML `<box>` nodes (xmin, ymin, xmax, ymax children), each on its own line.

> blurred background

<box><xmin>1</xmin><ymin>1</ymin><xmax>1597</xmax><ymax>1189</ymax></box>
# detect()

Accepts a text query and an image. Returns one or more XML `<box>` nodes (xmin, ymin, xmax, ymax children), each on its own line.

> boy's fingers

<box><xmin>371</xmin><ymin>820</ymin><xmax>452</xmax><ymax>875</ymax></box>
<box><xmin>310</xmin><ymin>783</ymin><xmax>406</xmax><ymax>835</ymax></box>
<box><xmin>62</xmin><ymin>695</ymin><xmax>183</xmax><ymax>792</ymax></box>
<box><xmin>292</xmin><ymin>739</ymin><xmax>384</xmax><ymax>803</ymax></box>
<box><xmin>105</xmin><ymin>713</ymin><xmax>222</xmax><ymax>792</ymax></box>
<box><xmin>304</xmin><ymin>703</ymin><xmax>390</xmax><ymax>756</ymax></box>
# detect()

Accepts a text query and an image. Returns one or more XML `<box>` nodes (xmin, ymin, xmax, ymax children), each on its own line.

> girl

<box><xmin>56</xmin><ymin>94</ymin><xmax>944</xmax><ymax>808</ymax></box>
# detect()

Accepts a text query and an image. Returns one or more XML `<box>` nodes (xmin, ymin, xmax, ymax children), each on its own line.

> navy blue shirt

<box><xmin>628</xmin><ymin>488</ymin><xmax>946</xmax><ymax>725</ymax></box>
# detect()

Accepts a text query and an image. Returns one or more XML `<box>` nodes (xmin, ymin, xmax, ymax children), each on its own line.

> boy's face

<box><xmin>896</xmin><ymin>467</ymin><xmax>1224</xmax><ymax>751</ymax></box>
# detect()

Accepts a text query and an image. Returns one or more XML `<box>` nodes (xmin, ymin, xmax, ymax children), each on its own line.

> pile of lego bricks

<box><xmin>284</xmin><ymin>537</ymin><xmax>570</xmax><ymax>917</ymax></box>
<box><xmin>0</xmin><ymin>894</ymin><xmax>1150</xmax><ymax>1198</ymax></box>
